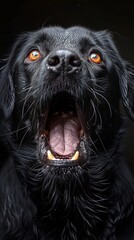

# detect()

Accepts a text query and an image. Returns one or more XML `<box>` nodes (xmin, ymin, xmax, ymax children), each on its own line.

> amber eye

<box><xmin>27</xmin><ymin>50</ymin><xmax>41</xmax><ymax>62</ymax></box>
<box><xmin>89</xmin><ymin>52</ymin><xmax>102</xmax><ymax>64</ymax></box>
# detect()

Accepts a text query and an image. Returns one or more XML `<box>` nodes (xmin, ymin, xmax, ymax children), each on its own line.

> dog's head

<box><xmin>0</xmin><ymin>26</ymin><xmax>134</xmax><ymax>167</ymax></box>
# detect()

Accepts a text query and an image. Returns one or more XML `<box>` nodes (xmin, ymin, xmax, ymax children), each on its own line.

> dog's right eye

<box><xmin>26</xmin><ymin>50</ymin><xmax>41</xmax><ymax>62</ymax></box>
<box><xmin>89</xmin><ymin>52</ymin><xmax>102</xmax><ymax>64</ymax></box>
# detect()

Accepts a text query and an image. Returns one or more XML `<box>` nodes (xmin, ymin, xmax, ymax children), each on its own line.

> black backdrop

<box><xmin>0</xmin><ymin>0</ymin><xmax>134</xmax><ymax>170</ymax></box>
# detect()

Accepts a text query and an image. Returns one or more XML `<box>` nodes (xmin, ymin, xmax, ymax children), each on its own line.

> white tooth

<box><xmin>47</xmin><ymin>150</ymin><xmax>55</xmax><ymax>160</ymax></box>
<box><xmin>71</xmin><ymin>151</ymin><xmax>79</xmax><ymax>160</ymax></box>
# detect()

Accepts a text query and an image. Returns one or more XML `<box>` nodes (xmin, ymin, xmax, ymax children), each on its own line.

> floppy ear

<box><xmin>102</xmin><ymin>31</ymin><xmax>134</xmax><ymax>121</ymax></box>
<box><xmin>118</xmin><ymin>62</ymin><xmax>134</xmax><ymax>120</ymax></box>
<box><xmin>0</xmin><ymin>64</ymin><xmax>15</xmax><ymax>119</ymax></box>
<box><xmin>96</xmin><ymin>30</ymin><xmax>134</xmax><ymax>121</ymax></box>
<box><xmin>0</xmin><ymin>33</ymin><xmax>30</xmax><ymax>119</ymax></box>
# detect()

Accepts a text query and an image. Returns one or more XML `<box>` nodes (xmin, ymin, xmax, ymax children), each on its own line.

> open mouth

<box><xmin>38</xmin><ymin>92</ymin><xmax>86</xmax><ymax>166</ymax></box>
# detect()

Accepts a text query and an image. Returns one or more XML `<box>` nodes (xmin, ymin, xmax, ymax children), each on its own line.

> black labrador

<box><xmin>0</xmin><ymin>26</ymin><xmax>134</xmax><ymax>240</ymax></box>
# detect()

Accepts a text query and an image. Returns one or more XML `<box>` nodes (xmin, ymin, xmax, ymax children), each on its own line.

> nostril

<box><xmin>46</xmin><ymin>50</ymin><xmax>81</xmax><ymax>73</ymax></box>
<box><xmin>47</xmin><ymin>56</ymin><xmax>60</xmax><ymax>67</ymax></box>
<box><xmin>69</xmin><ymin>56</ymin><xmax>81</xmax><ymax>67</ymax></box>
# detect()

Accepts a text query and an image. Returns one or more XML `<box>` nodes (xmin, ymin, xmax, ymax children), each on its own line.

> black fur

<box><xmin>0</xmin><ymin>26</ymin><xmax>134</xmax><ymax>240</ymax></box>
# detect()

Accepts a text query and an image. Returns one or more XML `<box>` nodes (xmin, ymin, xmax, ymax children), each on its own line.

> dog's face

<box><xmin>15</xmin><ymin>27</ymin><xmax>120</xmax><ymax>167</ymax></box>
<box><xmin>3</xmin><ymin>26</ymin><xmax>132</xmax><ymax>166</ymax></box>
<box><xmin>0</xmin><ymin>26</ymin><xmax>134</xmax><ymax>237</ymax></box>
<box><xmin>0</xmin><ymin>29</ymin><xmax>123</xmax><ymax>158</ymax></box>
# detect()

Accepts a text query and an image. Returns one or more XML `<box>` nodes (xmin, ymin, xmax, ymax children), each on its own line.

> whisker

<box><xmin>96</xmin><ymin>108</ymin><xmax>103</xmax><ymax>129</ymax></box>
<box><xmin>18</xmin><ymin>127</ymin><xmax>30</xmax><ymax>149</ymax></box>
<box><xmin>17</xmin><ymin>85</ymin><xmax>33</xmax><ymax>94</ymax></box>
<box><xmin>90</xmin><ymin>99</ymin><xmax>98</xmax><ymax>124</ymax></box>
<box><xmin>0</xmin><ymin>125</ymin><xmax>28</xmax><ymax>137</ymax></box>
<box><xmin>88</xmin><ymin>136</ymin><xmax>98</xmax><ymax>154</ymax></box>
<box><xmin>95</xmin><ymin>92</ymin><xmax>112</xmax><ymax>118</ymax></box>
<box><xmin>95</xmin><ymin>131</ymin><xmax>109</xmax><ymax>157</ymax></box>
<box><xmin>16</xmin><ymin>100</ymin><xmax>36</xmax><ymax>140</ymax></box>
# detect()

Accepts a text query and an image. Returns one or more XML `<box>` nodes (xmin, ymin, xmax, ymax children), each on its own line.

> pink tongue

<box><xmin>49</xmin><ymin>114</ymin><xmax>80</xmax><ymax>156</ymax></box>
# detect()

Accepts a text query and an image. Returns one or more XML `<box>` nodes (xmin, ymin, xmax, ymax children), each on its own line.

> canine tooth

<box><xmin>47</xmin><ymin>150</ymin><xmax>55</xmax><ymax>160</ymax></box>
<box><xmin>71</xmin><ymin>151</ymin><xmax>79</xmax><ymax>160</ymax></box>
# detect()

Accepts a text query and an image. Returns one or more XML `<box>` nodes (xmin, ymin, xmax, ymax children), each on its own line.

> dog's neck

<box><xmin>27</xmin><ymin>163</ymin><xmax>109</xmax><ymax>238</ymax></box>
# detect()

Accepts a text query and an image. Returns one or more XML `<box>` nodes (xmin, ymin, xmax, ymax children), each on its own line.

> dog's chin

<box><xmin>37</xmin><ymin>92</ymin><xmax>88</xmax><ymax>167</ymax></box>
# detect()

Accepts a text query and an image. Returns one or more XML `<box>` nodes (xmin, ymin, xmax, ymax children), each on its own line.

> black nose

<box><xmin>46</xmin><ymin>50</ymin><xmax>81</xmax><ymax>74</ymax></box>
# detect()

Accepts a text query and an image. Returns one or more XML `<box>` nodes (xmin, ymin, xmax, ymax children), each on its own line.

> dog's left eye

<box><xmin>26</xmin><ymin>50</ymin><xmax>41</xmax><ymax>62</ymax></box>
<box><xmin>89</xmin><ymin>52</ymin><xmax>102</xmax><ymax>64</ymax></box>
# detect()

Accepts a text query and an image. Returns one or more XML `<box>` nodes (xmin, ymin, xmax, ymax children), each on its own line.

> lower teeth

<box><xmin>47</xmin><ymin>150</ymin><xmax>79</xmax><ymax>161</ymax></box>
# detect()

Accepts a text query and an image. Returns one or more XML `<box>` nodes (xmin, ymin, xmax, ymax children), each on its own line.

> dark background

<box><xmin>0</xmin><ymin>0</ymin><xmax>134</xmax><ymax>171</ymax></box>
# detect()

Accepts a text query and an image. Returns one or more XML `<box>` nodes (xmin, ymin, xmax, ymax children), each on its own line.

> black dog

<box><xmin>0</xmin><ymin>26</ymin><xmax>134</xmax><ymax>240</ymax></box>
